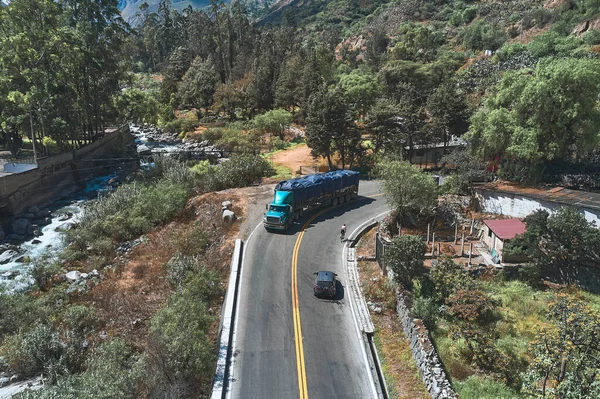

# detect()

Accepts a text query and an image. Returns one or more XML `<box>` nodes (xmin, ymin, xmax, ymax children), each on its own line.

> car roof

<box><xmin>316</xmin><ymin>271</ymin><xmax>335</xmax><ymax>281</ymax></box>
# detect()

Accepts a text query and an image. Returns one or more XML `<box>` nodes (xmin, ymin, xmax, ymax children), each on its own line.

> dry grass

<box><xmin>77</xmin><ymin>191</ymin><xmax>244</xmax><ymax>350</ymax></box>
<box><xmin>356</xmin><ymin>229</ymin><xmax>429</xmax><ymax>398</ymax></box>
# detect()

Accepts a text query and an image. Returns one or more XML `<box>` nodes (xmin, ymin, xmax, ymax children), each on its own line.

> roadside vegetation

<box><xmin>375</xmin><ymin>155</ymin><xmax>600</xmax><ymax>398</ymax></box>
<box><xmin>0</xmin><ymin>155</ymin><xmax>274</xmax><ymax>397</ymax></box>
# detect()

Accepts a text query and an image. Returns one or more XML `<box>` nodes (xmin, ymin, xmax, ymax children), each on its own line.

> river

<box><xmin>0</xmin><ymin>124</ymin><xmax>189</xmax><ymax>292</ymax></box>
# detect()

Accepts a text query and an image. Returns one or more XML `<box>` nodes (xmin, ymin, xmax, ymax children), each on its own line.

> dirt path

<box><xmin>271</xmin><ymin>144</ymin><xmax>327</xmax><ymax>176</ymax></box>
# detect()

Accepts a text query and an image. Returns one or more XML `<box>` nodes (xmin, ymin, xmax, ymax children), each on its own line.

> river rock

<box><xmin>0</xmin><ymin>376</ymin><xmax>8</xmax><ymax>387</ymax></box>
<box><xmin>0</xmin><ymin>226</ymin><xmax>4</xmax><ymax>242</ymax></box>
<box><xmin>29</xmin><ymin>206</ymin><xmax>40</xmax><ymax>214</ymax></box>
<box><xmin>0</xmin><ymin>243</ymin><xmax>18</xmax><ymax>252</ymax></box>
<box><xmin>1</xmin><ymin>271</ymin><xmax>16</xmax><ymax>279</ymax></box>
<box><xmin>23</xmin><ymin>213</ymin><xmax>36</xmax><ymax>220</ymax></box>
<box><xmin>26</xmin><ymin>224</ymin><xmax>35</xmax><ymax>236</ymax></box>
<box><xmin>37</xmin><ymin>208</ymin><xmax>51</xmax><ymax>218</ymax></box>
<box><xmin>0</xmin><ymin>250</ymin><xmax>19</xmax><ymax>264</ymax></box>
<box><xmin>222</xmin><ymin>210</ymin><xmax>236</xmax><ymax>222</ymax></box>
<box><xmin>31</xmin><ymin>239</ymin><xmax>42</xmax><ymax>245</ymax></box>
<box><xmin>12</xmin><ymin>218</ymin><xmax>31</xmax><ymax>236</ymax></box>
<box><xmin>32</xmin><ymin>218</ymin><xmax>51</xmax><ymax>227</ymax></box>
<box><xmin>15</xmin><ymin>256</ymin><xmax>26</xmax><ymax>263</ymax></box>
<box><xmin>58</xmin><ymin>213</ymin><xmax>73</xmax><ymax>222</ymax></box>
<box><xmin>65</xmin><ymin>271</ymin><xmax>82</xmax><ymax>281</ymax></box>
<box><xmin>137</xmin><ymin>145</ymin><xmax>152</xmax><ymax>155</ymax></box>
<box><xmin>6</xmin><ymin>234</ymin><xmax>25</xmax><ymax>245</ymax></box>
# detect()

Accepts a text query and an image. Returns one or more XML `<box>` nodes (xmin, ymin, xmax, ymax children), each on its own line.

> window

<box><xmin>488</xmin><ymin>228</ymin><xmax>493</xmax><ymax>237</ymax></box>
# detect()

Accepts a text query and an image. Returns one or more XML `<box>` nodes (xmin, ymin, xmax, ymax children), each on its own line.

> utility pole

<box><xmin>29</xmin><ymin>110</ymin><xmax>38</xmax><ymax>164</ymax></box>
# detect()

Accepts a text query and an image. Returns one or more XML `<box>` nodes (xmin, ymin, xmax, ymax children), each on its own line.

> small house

<box><xmin>481</xmin><ymin>219</ymin><xmax>526</xmax><ymax>263</ymax></box>
<box><xmin>408</xmin><ymin>135</ymin><xmax>467</xmax><ymax>167</ymax></box>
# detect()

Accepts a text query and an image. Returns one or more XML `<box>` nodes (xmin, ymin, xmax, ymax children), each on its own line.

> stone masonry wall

<box><xmin>396</xmin><ymin>292</ymin><xmax>457</xmax><ymax>399</ymax></box>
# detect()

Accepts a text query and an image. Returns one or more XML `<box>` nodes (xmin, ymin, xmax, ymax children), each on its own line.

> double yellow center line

<box><xmin>291</xmin><ymin>192</ymin><xmax>382</xmax><ymax>399</ymax></box>
<box><xmin>291</xmin><ymin>209</ymin><xmax>328</xmax><ymax>399</ymax></box>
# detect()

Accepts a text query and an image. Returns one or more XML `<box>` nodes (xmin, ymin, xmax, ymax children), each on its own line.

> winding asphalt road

<box><xmin>230</xmin><ymin>180</ymin><xmax>388</xmax><ymax>399</ymax></box>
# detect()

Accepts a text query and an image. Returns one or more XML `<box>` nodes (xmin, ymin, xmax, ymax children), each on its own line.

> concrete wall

<box><xmin>0</xmin><ymin>127</ymin><xmax>137</xmax><ymax>217</ymax></box>
<box><xmin>481</xmin><ymin>225</ymin><xmax>504</xmax><ymax>254</ymax></box>
<box><xmin>476</xmin><ymin>190</ymin><xmax>600</xmax><ymax>226</ymax></box>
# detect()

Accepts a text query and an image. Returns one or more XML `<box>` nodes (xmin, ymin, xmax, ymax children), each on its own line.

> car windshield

<box><xmin>269</xmin><ymin>205</ymin><xmax>286</xmax><ymax>212</ymax></box>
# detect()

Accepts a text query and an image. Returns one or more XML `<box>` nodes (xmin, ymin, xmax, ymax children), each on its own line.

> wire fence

<box><xmin>375</xmin><ymin>232</ymin><xmax>391</xmax><ymax>276</ymax></box>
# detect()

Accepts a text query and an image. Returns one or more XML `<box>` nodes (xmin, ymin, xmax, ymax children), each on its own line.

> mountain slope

<box><xmin>118</xmin><ymin>0</ymin><xmax>215</xmax><ymax>21</ymax></box>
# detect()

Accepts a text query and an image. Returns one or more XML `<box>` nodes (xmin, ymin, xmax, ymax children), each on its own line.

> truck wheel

<box><xmin>340</xmin><ymin>196</ymin><xmax>345</xmax><ymax>204</ymax></box>
<box><xmin>333</xmin><ymin>198</ymin><xmax>339</xmax><ymax>206</ymax></box>
<box><xmin>345</xmin><ymin>194</ymin><xmax>351</xmax><ymax>202</ymax></box>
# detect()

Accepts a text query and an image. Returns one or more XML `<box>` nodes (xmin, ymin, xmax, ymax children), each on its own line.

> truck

<box><xmin>263</xmin><ymin>170</ymin><xmax>360</xmax><ymax>231</ymax></box>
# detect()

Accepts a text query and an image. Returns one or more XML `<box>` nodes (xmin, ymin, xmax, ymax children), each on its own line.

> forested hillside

<box><xmin>121</xmin><ymin>0</ymin><xmax>600</xmax><ymax>186</ymax></box>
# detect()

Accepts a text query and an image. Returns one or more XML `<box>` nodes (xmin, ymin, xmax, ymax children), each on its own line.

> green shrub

<box><xmin>19</xmin><ymin>339</ymin><xmax>141</xmax><ymax>399</ymax></box>
<box><xmin>271</xmin><ymin>137</ymin><xmax>290</xmax><ymax>151</ymax></box>
<box><xmin>583</xmin><ymin>29</ymin><xmax>600</xmax><ymax>45</ymax></box>
<box><xmin>166</xmin><ymin>254</ymin><xmax>200</xmax><ymax>289</ymax></box>
<box><xmin>28</xmin><ymin>255</ymin><xmax>63</xmax><ymax>291</ymax></box>
<box><xmin>207</xmin><ymin>154</ymin><xmax>275</xmax><ymax>191</ymax></box>
<box><xmin>62</xmin><ymin>305</ymin><xmax>98</xmax><ymax>337</ymax></box>
<box><xmin>459</xmin><ymin>20</ymin><xmax>507</xmax><ymax>51</ymax></box>
<box><xmin>411</xmin><ymin>296</ymin><xmax>438</xmax><ymax>330</ymax></box>
<box><xmin>67</xmin><ymin>159</ymin><xmax>193</xmax><ymax>249</ymax></box>
<box><xmin>203</xmin><ymin>127</ymin><xmax>225</xmax><ymax>143</ymax></box>
<box><xmin>455</xmin><ymin>375</ymin><xmax>518</xmax><ymax>399</ymax></box>
<box><xmin>189</xmin><ymin>160</ymin><xmax>211</xmax><ymax>176</ymax></box>
<box><xmin>3</xmin><ymin>324</ymin><xmax>64</xmax><ymax>379</ymax></box>
<box><xmin>462</xmin><ymin>6</ymin><xmax>477</xmax><ymax>24</ymax></box>
<box><xmin>162</xmin><ymin>118</ymin><xmax>199</xmax><ymax>135</ymax></box>
<box><xmin>147</xmin><ymin>269</ymin><xmax>221</xmax><ymax>392</ymax></box>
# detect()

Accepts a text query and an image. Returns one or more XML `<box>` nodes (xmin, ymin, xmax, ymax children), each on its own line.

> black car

<box><xmin>313</xmin><ymin>271</ymin><xmax>337</xmax><ymax>298</ymax></box>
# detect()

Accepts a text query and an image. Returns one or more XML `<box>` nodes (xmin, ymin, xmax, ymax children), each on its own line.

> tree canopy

<box><xmin>467</xmin><ymin>58</ymin><xmax>600</xmax><ymax>173</ymax></box>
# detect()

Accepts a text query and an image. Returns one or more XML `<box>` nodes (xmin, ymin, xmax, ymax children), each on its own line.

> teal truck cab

<box><xmin>263</xmin><ymin>170</ymin><xmax>360</xmax><ymax>232</ymax></box>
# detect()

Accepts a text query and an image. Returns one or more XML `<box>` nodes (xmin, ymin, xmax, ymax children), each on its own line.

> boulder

<box><xmin>29</xmin><ymin>206</ymin><xmax>40</xmax><ymax>214</ymax></box>
<box><xmin>23</xmin><ymin>213</ymin><xmax>36</xmax><ymax>220</ymax></box>
<box><xmin>37</xmin><ymin>208</ymin><xmax>51</xmax><ymax>218</ymax></box>
<box><xmin>58</xmin><ymin>213</ymin><xmax>73</xmax><ymax>222</ymax></box>
<box><xmin>1</xmin><ymin>271</ymin><xmax>16</xmax><ymax>279</ymax></box>
<box><xmin>12</xmin><ymin>218</ymin><xmax>31</xmax><ymax>236</ymax></box>
<box><xmin>6</xmin><ymin>234</ymin><xmax>25</xmax><ymax>245</ymax></box>
<box><xmin>32</xmin><ymin>218</ymin><xmax>51</xmax><ymax>226</ymax></box>
<box><xmin>222</xmin><ymin>200</ymin><xmax>232</xmax><ymax>210</ymax></box>
<box><xmin>65</xmin><ymin>271</ymin><xmax>82</xmax><ymax>281</ymax></box>
<box><xmin>0</xmin><ymin>250</ymin><xmax>18</xmax><ymax>264</ymax></box>
<box><xmin>137</xmin><ymin>144</ymin><xmax>152</xmax><ymax>155</ymax></box>
<box><xmin>31</xmin><ymin>239</ymin><xmax>42</xmax><ymax>245</ymax></box>
<box><xmin>222</xmin><ymin>209</ymin><xmax>236</xmax><ymax>222</ymax></box>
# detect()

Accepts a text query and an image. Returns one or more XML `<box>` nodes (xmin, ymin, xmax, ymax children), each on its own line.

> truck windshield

<box><xmin>269</xmin><ymin>205</ymin><xmax>287</xmax><ymax>212</ymax></box>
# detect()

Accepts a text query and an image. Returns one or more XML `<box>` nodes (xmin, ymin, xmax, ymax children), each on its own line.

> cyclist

<box><xmin>340</xmin><ymin>224</ymin><xmax>347</xmax><ymax>241</ymax></box>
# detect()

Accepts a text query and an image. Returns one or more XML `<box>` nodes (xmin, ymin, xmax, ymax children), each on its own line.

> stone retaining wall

<box><xmin>396</xmin><ymin>292</ymin><xmax>457</xmax><ymax>399</ymax></box>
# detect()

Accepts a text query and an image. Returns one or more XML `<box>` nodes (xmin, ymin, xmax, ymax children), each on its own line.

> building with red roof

<box><xmin>481</xmin><ymin>219</ymin><xmax>526</xmax><ymax>263</ymax></box>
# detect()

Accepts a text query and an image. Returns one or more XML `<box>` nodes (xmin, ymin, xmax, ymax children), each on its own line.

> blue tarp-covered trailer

<box><xmin>275</xmin><ymin>170</ymin><xmax>359</xmax><ymax>207</ymax></box>
<box><xmin>264</xmin><ymin>170</ymin><xmax>360</xmax><ymax>231</ymax></box>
